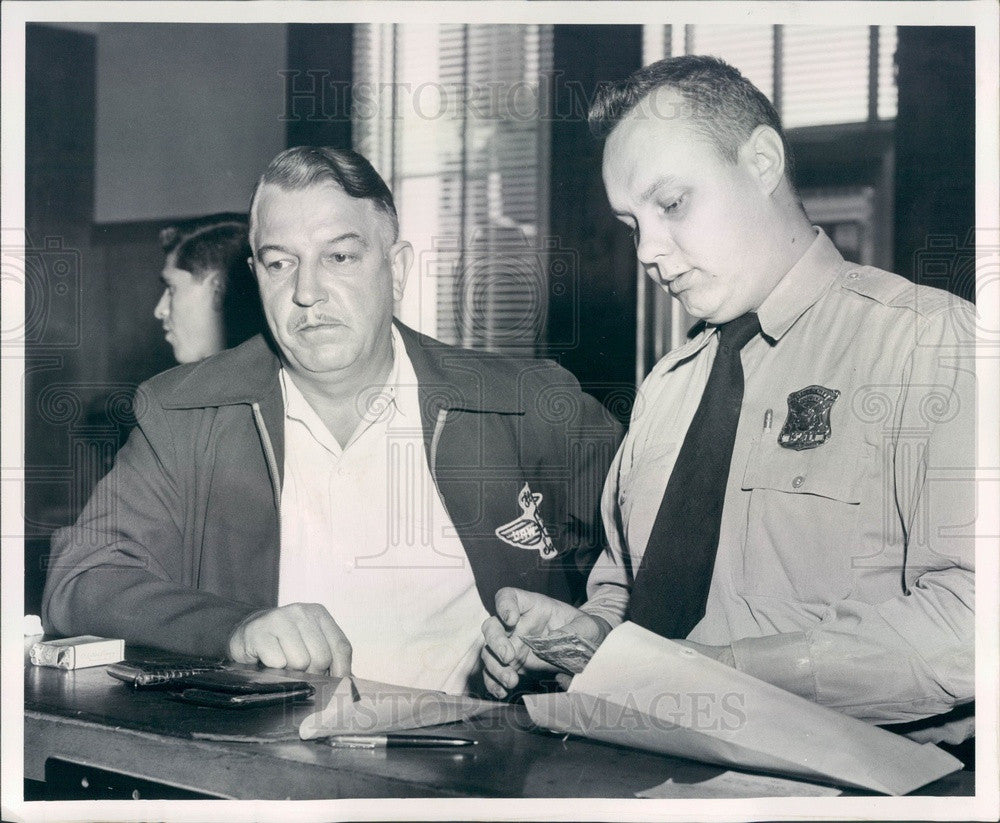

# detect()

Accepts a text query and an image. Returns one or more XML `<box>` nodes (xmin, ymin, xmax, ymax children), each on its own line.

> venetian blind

<box><xmin>353</xmin><ymin>24</ymin><xmax>553</xmax><ymax>354</ymax></box>
<box><xmin>643</xmin><ymin>24</ymin><xmax>898</xmax><ymax>129</ymax></box>
<box><xmin>782</xmin><ymin>26</ymin><xmax>870</xmax><ymax>127</ymax></box>
<box><xmin>688</xmin><ymin>25</ymin><xmax>775</xmax><ymax>100</ymax></box>
<box><xmin>877</xmin><ymin>26</ymin><xmax>898</xmax><ymax>121</ymax></box>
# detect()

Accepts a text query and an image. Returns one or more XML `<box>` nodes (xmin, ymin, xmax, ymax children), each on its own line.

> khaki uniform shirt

<box><xmin>584</xmin><ymin>230</ymin><xmax>975</xmax><ymax>730</ymax></box>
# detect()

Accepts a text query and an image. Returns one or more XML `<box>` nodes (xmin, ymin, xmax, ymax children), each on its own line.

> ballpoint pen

<box><xmin>326</xmin><ymin>734</ymin><xmax>476</xmax><ymax>749</ymax></box>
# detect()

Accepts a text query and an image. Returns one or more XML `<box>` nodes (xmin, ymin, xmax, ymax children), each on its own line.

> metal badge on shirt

<box><xmin>495</xmin><ymin>483</ymin><xmax>557</xmax><ymax>559</ymax></box>
<box><xmin>778</xmin><ymin>385</ymin><xmax>841</xmax><ymax>450</ymax></box>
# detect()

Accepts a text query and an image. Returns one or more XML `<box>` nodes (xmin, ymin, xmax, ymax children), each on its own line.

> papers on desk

<box><xmin>522</xmin><ymin>622</ymin><xmax>962</xmax><ymax>796</ymax></box>
<box><xmin>299</xmin><ymin>676</ymin><xmax>496</xmax><ymax>739</ymax></box>
<box><xmin>639</xmin><ymin>769</ymin><xmax>843</xmax><ymax>798</ymax></box>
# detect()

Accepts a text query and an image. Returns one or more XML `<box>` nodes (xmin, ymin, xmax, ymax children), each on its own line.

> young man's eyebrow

<box><xmin>610</xmin><ymin>176</ymin><xmax>681</xmax><ymax>217</ymax></box>
<box><xmin>639</xmin><ymin>175</ymin><xmax>679</xmax><ymax>203</ymax></box>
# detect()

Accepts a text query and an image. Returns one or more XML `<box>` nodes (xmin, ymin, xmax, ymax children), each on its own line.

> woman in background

<box><xmin>155</xmin><ymin>213</ymin><xmax>267</xmax><ymax>363</ymax></box>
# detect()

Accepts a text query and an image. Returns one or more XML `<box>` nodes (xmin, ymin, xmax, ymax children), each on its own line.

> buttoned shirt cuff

<box><xmin>730</xmin><ymin>632</ymin><xmax>817</xmax><ymax>701</ymax></box>
<box><xmin>579</xmin><ymin>595</ymin><xmax>628</xmax><ymax>632</ymax></box>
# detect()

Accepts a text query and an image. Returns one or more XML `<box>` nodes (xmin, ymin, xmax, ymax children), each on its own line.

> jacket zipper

<box><xmin>429</xmin><ymin>408</ymin><xmax>448</xmax><ymax>478</ymax></box>
<box><xmin>251</xmin><ymin>402</ymin><xmax>282</xmax><ymax>533</ymax></box>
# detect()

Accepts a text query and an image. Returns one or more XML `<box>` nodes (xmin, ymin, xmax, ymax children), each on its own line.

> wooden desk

<box><xmin>24</xmin><ymin>654</ymin><xmax>973</xmax><ymax>800</ymax></box>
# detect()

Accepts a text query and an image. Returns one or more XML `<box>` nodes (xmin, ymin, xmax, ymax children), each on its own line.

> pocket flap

<box><xmin>741</xmin><ymin>433</ymin><xmax>864</xmax><ymax>504</ymax></box>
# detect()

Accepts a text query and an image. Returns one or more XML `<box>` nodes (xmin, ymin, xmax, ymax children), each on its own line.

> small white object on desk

<box><xmin>29</xmin><ymin>635</ymin><xmax>125</xmax><ymax>670</ymax></box>
<box><xmin>638</xmin><ymin>769</ymin><xmax>842</xmax><ymax>798</ymax></box>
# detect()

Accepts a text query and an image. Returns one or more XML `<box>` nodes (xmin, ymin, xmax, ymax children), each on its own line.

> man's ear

<box><xmin>741</xmin><ymin>124</ymin><xmax>786</xmax><ymax>196</ymax></box>
<box><xmin>205</xmin><ymin>270</ymin><xmax>224</xmax><ymax>310</ymax></box>
<box><xmin>389</xmin><ymin>240</ymin><xmax>413</xmax><ymax>302</ymax></box>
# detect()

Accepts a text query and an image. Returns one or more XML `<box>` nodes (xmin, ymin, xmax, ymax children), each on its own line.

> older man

<box><xmin>481</xmin><ymin>56</ymin><xmax>975</xmax><ymax>741</ymax></box>
<box><xmin>43</xmin><ymin>147</ymin><xmax>620</xmax><ymax>694</ymax></box>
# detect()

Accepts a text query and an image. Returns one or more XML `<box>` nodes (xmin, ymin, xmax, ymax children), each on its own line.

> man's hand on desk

<box><xmin>227</xmin><ymin>602</ymin><xmax>353</xmax><ymax>675</ymax></box>
<box><xmin>481</xmin><ymin>588</ymin><xmax>611</xmax><ymax>700</ymax></box>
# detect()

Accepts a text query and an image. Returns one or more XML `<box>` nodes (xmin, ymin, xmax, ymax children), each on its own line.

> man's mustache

<box><xmin>287</xmin><ymin>314</ymin><xmax>344</xmax><ymax>334</ymax></box>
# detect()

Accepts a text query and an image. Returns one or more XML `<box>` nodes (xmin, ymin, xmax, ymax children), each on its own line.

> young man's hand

<box><xmin>480</xmin><ymin>587</ymin><xmax>611</xmax><ymax>699</ymax></box>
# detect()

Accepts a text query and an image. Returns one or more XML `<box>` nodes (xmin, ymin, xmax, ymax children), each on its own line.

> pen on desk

<box><xmin>326</xmin><ymin>734</ymin><xmax>476</xmax><ymax>749</ymax></box>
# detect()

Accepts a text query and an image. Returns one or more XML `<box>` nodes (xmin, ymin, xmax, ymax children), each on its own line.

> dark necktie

<box><xmin>628</xmin><ymin>312</ymin><xmax>762</xmax><ymax>638</ymax></box>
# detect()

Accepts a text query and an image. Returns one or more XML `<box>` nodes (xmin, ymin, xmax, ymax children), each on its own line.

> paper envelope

<box><xmin>523</xmin><ymin>622</ymin><xmax>962</xmax><ymax>795</ymax></box>
<box><xmin>299</xmin><ymin>676</ymin><xmax>496</xmax><ymax>739</ymax></box>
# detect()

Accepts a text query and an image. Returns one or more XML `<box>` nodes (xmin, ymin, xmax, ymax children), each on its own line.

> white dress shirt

<box><xmin>276</xmin><ymin>327</ymin><xmax>489</xmax><ymax>694</ymax></box>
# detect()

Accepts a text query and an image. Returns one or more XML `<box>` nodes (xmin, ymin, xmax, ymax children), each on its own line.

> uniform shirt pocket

<box><xmin>737</xmin><ymin>431</ymin><xmax>870</xmax><ymax>603</ymax></box>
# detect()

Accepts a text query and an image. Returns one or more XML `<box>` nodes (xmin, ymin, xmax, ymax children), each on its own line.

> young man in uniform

<box><xmin>481</xmin><ymin>57</ymin><xmax>975</xmax><ymax>742</ymax></box>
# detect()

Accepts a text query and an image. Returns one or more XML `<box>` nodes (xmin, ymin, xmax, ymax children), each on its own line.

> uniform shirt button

<box><xmin>792</xmin><ymin>475</ymin><xmax>805</xmax><ymax>489</ymax></box>
<box><xmin>847</xmin><ymin>271</ymin><xmax>860</xmax><ymax>280</ymax></box>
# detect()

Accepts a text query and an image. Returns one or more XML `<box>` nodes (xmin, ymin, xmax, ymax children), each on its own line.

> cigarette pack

<box><xmin>30</xmin><ymin>636</ymin><xmax>125</xmax><ymax>670</ymax></box>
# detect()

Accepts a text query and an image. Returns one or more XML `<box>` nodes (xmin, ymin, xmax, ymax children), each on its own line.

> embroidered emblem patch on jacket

<box><xmin>778</xmin><ymin>385</ymin><xmax>841</xmax><ymax>450</ymax></box>
<box><xmin>495</xmin><ymin>483</ymin><xmax>557</xmax><ymax>560</ymax></box>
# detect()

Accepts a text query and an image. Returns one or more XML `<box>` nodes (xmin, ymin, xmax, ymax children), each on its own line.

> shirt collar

<box><xmin>387</xmin><ymin>324</ymin><xmax>417</xmax><ymax>419</ymax></box>
<box><xmin>279</xmin><ymin>326</ymin><xmax>412</xmax><ymax>433</ymax></box>
<box><xmin>757</xmin><ymin>227</ymin><xmax>845</xmax><ymax>342</ymax></box>
<box><xmin>651</xmin><ymin>323</ymin><xmax>717</xmax><ymax>376</ymax></box>
<box><xmin>652</xmin><ymin>228</ymin><xmax>845</xmax><ymax>377</ymax></box>
<box><xmin>279</xmin><ymin>368</ymin><xmax>339</xmax><ymax>453</ymax></box>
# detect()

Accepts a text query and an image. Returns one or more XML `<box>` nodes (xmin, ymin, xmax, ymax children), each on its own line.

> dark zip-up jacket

<box><xmin>43</xmin><ymin>322</ymin><xmax>622</xmax><ymax>658</ymax></box>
